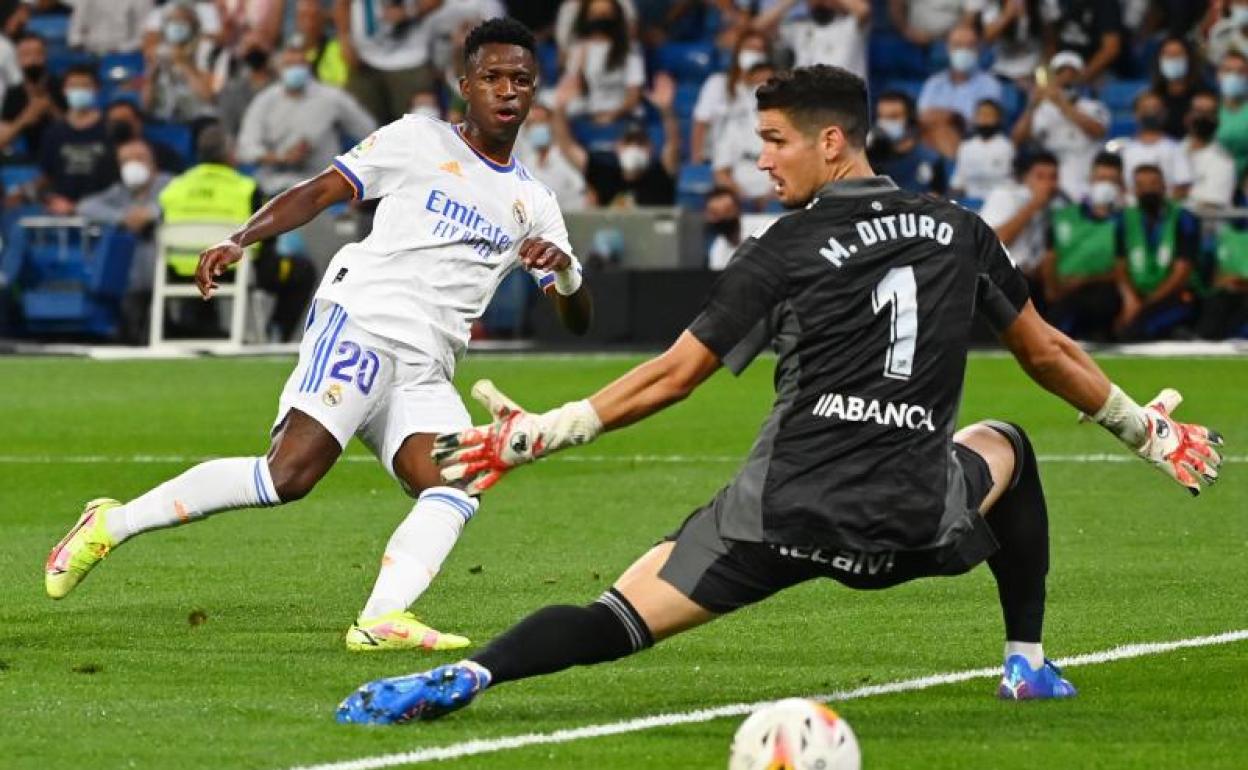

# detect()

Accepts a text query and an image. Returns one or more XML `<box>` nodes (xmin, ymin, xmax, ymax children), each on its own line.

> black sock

<box><xmin>471</xmin><ymin>588</ymin><xmax>654</xmax><ymax>686</ymax></box>
<box><xmin>982</xmin><ymin>421</ymin><xmax>1049</xmax><ymax>644</ymax></box>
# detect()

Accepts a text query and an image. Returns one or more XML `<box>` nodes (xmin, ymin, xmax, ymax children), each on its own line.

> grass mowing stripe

<box><xmin>0</xmin><ymin>454</ymin><xmax>1245</xmax><ymax>465</ymax></box>
<box><xmin>286</xmin><ymin>629</ymin><xmax>1248</xmax><ymax>770</ymax></box>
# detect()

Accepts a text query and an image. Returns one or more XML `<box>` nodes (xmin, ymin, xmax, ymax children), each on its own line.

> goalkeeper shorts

<box><xmin>657</xmin><ymin>444</ymin><xmax>1000</xmax><ymax>614</ymax></box>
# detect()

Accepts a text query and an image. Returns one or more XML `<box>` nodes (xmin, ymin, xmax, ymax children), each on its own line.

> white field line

<box><xmin>286</xmin><ymin>629</ymin><xmax>1248</xmax><ymax>770</ymax></box>
<box><xmin>0</xmin><ymin>453</ymin><xmax>1243</xmax><ymax>466</ymax></box>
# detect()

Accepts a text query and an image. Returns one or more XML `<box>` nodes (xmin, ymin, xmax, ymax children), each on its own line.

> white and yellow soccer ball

<box><xmin>729</xmin><ymin>698</ymin><xmax>861</xmax><ymax>770</ymax></box>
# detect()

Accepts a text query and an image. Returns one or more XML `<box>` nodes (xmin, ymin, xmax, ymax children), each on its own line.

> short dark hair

<box><xmin>64</xmin><ymin>63</ymin><xmax>98</xmax><ymax>84</ymax></box>
<box><xmin>875</xmin><ymin>89</ymin><xmax>916</xmax><ymax>123</ymax></box>
<box><xmin>1091</xmin><ymin>150</ymin><xmax>1123</xmax><ymax>172</ymax></box>
<box><xmin>197</xmin><ymin>123</ymin><xmax>230</xmax><ymax>165</ymax></box>
<box><xmin>463</xmin><ymin>17</ymin><xmax>536</xmax><ymax>68</ymax></box>
<box><xmin>1133</xmin><ymin>163</ymin><xmax>1164</xmax><ymax>179</ymax></box>
<box><xmin>1016</xmin><ymin>149</ymin><xmax>1059</xmax><ymax>177</ymax></box>
<box><xmin>756</xmin><ymin>65</ymin><xmax>869</xmax><ymax>147</ymax></box>
<box><xmin>707</xmin><ymin>185</ymin><xmax>739</xmax><ymax>202</ymax></box>
<box><xmin>975</xmin><ymin>98</ymin><xmax>1003</xmax><ymax>116</ymax></box>
<box><xmin>14</xmin><ymin>31</ymin><xmax>44</xmax><ymax>46</ymax></box>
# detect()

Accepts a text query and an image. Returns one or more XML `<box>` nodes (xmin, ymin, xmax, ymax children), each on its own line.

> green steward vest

<box><xmin>1122</xmin><ymin>203</ymin><xmax>1179</xmax><ymax>296</ymax></box>
<box><xmin>1216</xmin><ymin>224</ymin><xmax>1248</xmax><ymax>280</ymax></box>
<box><xmin>158</xmin><ymin>163</ymin><xmax>257</xmax><ymax>275</ymax></box>
<box><xmin>312</xmin><ymin>39</ymin><xmax>348</xmax><ymax>88</ymax></box>
<box><xmin>1051</xmin><ymin>204</ymin><xmax>1117</xmax><ymax>279</ymax></box>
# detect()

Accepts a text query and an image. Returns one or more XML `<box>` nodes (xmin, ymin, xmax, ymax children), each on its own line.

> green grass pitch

<box><xmin>0</xmin><ymin>353</ymin><xmax>1245</xmax><ymax>769</ymax></box>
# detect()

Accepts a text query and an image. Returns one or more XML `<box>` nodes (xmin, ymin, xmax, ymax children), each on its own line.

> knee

<box><xmin>267</xmin><ymin>457</ymin><xmax>323</xmax><ymax>502</ymax></box>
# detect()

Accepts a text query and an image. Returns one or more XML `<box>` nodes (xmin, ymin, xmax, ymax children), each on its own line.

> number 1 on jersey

<box><xmin>871</xmin><ymin>266</ymin><xmax>917</xmax><ymax>380</ymax></box>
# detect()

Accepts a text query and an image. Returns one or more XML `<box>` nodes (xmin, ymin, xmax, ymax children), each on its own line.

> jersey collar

<box><xmin>454</xmin><ymin>124</ymin><xmax>515</xmax><ymax>173</ymax></box>
<box><xmin>815</xmin><ymin>176</ymin><xmax>900</xmax><ymax>198</ymax></box>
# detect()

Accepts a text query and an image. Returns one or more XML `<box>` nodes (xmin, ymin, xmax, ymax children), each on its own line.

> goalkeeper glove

<box><xmin>432</xmin><ymin>380</ymin><xmax>603</xmax><ymax>495</ymax></box>
<box><xmin>1091</xmin><ymin>385</ymin><xmax>1224</xmax><ymax>496</ymax></box>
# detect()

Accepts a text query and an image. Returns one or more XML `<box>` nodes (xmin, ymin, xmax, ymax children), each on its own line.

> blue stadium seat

<box><xmin>1101</xmin><ymin>80</ymin><xmax>1148</xmax><ymax>112</ymax></box>
<box><xmin>878</xmin><ymin>78</ymin><xmax>924</xmax><ymax>102</ymax></box>
<box><xmin>674</xmin><ymin>81</ymin><xmax>702</xmax><ymax>120</ymax></box>
<box><xmin>536</xmin><ymin>41</ymin><xmax>560</xmax><ymax>85</ymax></box>
<box><xmin>1108</xmin><ymin>115</ymin><xmax>1137</xmax><ymax>139</ymax></box>
<box><xmin>99</xmin><ymin>50</ymin><xmax>145</xmax><ymax>85</ymax></box>
<box><xmin>4</xmin><ymin>218</ymin><xmax>136</xmax><ymax>337</ymax></box>
<box><xmin>868</xmin><ymin>33</ymin><xmax>927</xmax><ymax>80</ymax></box>
<box><xmin>677</xmin><ymin>162</ymin><xmax>714</xmax><ymax>211</ymax></box>
<box><xmin>656</xmin><ymin>42</ymin><xmax>718</xmax><ymax>83</ymax></box>
<box><xmin>47</xmin><ymin>48</ymin><xmax>97</xmax><ymax>78</ymax></box>
<box><xmin>1</xmin><ymin>165</ymin><xmax>40</xmax><ymax>192</ymax></box>
<box><xmin>571</xmin><ymin>117</ymin><xmax>625</xmax><ymax>153</ymax></box>
<box><xmin>998</xmin><ymin>81</ymin><xmax>1025</xmax><ymax>126</ymax></box>
<box><xmin>143</xmin><ymin>122</ymin><xmax>194</xmax><ymax>166</ymax></box>
<box><xmin>26</xmin><ymin>14</ymin><xmax>70</xmax><ymax>44</ymax></box>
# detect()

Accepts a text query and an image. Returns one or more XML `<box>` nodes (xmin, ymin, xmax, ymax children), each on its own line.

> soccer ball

<box><xmin>728</xmin><ymin>698</ymin><xmax>861</xmax><ymax>770</ymax></box>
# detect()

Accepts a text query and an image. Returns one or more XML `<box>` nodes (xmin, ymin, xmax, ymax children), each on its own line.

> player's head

<box><xmin>754</xmin><ymin>65</ymin><xmax>869</xmax><ymax>208</ymax></box>
<box><xmin>459</xmin><ymin>17</ymin><xmax>538</xmax><ymax>145</ymax></box>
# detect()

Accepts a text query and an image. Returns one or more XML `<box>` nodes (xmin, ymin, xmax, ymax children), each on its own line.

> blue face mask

<box><xmin>949</xmin><ymin>47</ymin><xmax>979</xmax><ymax>74</ymax></box>
<box><xmin>164</xmin><ymin>21</ymin><xmax>192</xmax><ymax>45</ymax></box>
<box><xmin>1221</xmin><ymin>72</ymin><xmax>1248</xmax><ymax>99</ymax></box>
<box><xmin>1159</xmin><ymin>56</ymin><xmax>1188</xmax><ymax>81</ymax></box>
<box><xmin>528</xmin><ymin>123</ymin><xmax>552</xmax><ymax>150</ymax></box>
<box><xmin>282</xmin><ymin>65</ymin><xmax>311</xmax><ymax>91</ymax></box>
<box><xmin>65</xmin><ymin>87</ymin><xmax>96</xmax><ymax>111</ymax></box>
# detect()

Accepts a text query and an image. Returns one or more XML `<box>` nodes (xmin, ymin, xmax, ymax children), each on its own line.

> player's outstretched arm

<box><xmin>434</xmin><ymin>331</ymin><xmax>721</xmax><ymax>493</ymax></box>
<box><xmin>194</xmin><ymin>168</ymin><xmax>354</xmax><ymax>299</ymax></box>
<box><xmin>1000</xmin><ymin>301</ymin><xmax>1224</xmax><ymax>495</ymax></box>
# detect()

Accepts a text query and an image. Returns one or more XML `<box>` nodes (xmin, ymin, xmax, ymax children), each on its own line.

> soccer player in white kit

<box><xmin>44</xmin><ymin>18</ymin><xmax>593</xmax><ymax>652</ymax></box>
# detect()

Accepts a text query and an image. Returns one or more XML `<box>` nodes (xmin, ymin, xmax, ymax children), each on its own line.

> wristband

<box><xmin>552</xmin><ymin>264</ymin><xmax>583</xmax><ymax>296</ymax></box>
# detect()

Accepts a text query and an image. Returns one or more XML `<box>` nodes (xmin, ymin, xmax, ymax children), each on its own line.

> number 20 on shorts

<box><xmin>328</xmin><ymin>341</ymin><xmax>381</xmax><ymax>396</ymax></box>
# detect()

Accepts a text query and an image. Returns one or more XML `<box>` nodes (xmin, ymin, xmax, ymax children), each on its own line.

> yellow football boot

<box><xmin>345</xmin><ymin>610</ymin><xmax>471</xmax><ymax>652</ymax></box>
<box><xmin>45</xmin><ymin>498</ymin><xmax>121</xmax><ymax>599</ymax></box>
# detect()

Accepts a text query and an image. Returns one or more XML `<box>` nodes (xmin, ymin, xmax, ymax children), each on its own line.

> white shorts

<box><xmin>273</xmin><ymin>300</ymin><xmax>472</xmax><ymax>481</ymax></box>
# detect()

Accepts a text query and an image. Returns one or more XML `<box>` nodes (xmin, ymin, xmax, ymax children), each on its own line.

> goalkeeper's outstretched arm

<box><xmin>1000</xmin><ymin>300</ymin><xmax>1222</xmax><ymax>495</ymax></box>
<box><xmin>586</xmin><ymin>331</ymin><xmax>721</xmax><ymax>430</ymax></box>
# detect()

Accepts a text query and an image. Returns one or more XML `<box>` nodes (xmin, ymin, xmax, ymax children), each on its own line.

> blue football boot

<box><xmin>997</xmin><ymin>655</ymin><xmax>1077</xmax><ymax>700</ymax></box>
<box><xmin>335</xmin><ymin>662</ymin><xmax>491</xmax><ymax>725</ymax></box>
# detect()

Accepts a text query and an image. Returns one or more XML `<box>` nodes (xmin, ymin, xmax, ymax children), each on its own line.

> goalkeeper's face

<box><xmin>755</xmin><ymin>109</ymin><xmax>836</xmax><ymax>209</ymax></box>
<box><xmin>460</xmin><ymin>43</ymin><xmax>538</xmax><ymax>147</ymax></box>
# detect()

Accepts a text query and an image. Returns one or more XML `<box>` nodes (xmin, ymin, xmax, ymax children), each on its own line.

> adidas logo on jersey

<box><xmin>811</xmin><ymin>392</ymin><xmax>936</xmax><ymax>432</ymax></box>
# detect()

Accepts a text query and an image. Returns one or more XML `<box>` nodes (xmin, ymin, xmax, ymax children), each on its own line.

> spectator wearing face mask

<box><xmin>691</xmin><ymin>30</ymin><xmax>771</xmax><ymax>164</ymax></box>
<box><xmin>917</xmin><ymin>24</ymin><xmax>1002</xmax><ymax>158</ymax></box>
<box><xmin>35</xmin><ymin>65</ymin><xmax>117</xmax><ymax>214</ymax></box>
<box><xmin>217</xmin><ymin>37</ymin><xmax>274</xmax><ymax>137</ymax></box>
<box><xmin>554</xmin><ymin>0</ymin><xmax>638</xmax><ymax>51</ymax></box>
<box><xmin>1216</xmin><ymin>51</ymin><xmax>1248</xmax><ymax>177</ymax></box>
<box><xmin>141</xmin><ymin>3</ymin><xmax>227</xmax><ymax>126</ymax></box>
<box><xmin>69</xmin><ymin>0</ymin><xmax>151</xmax><ymax>56</ymax></box>
<box><xmin>1205</xmin><ymin>0</ymin><xmax>1248</xmax><ymax>64</ymax></box>
<box><xmin>295</xmin><ymin>0</ymin><xmax>348</xmax><ymax>89</ymax></box>
<box><xmin>1010</xmin><ymin>51</ymin><xmax>1108</xmax><ymax>201</ymax></box>
<box><xmin>1150</xmin><ymin>36</ymin><xmax>1211</xmax><ymax>140</ymax></box>
<box><xmin>1041</xmin><ymin>151</ymin><xmax>1125</xmax><ymax>340</ymax></box>
<box><xmin>976</xmin><ymin>0</ymin><xmax>1050</xmax><ymax>84</ymax></box>
<box><xmin>105</xmin><ymin>100</ymin><xmax>186</xmax><ymax>174</ymax></box>
<box><xmin>76</xmin><ymin>139</ymin><xmax>171</xmax><ymax>344</ymax></box>
<box><xmin>560</xmin><ymin>0</ymin><xmax>646</xmax><ymax>125</ymax></box>
<box><xmin>704</xmin><ymin>186</ymin><xmax>744</xmax><ymax>271</ymax></box>
<box><xmin>552</xmin><ymin>73</ymin><xmax>677</xmax><ymax>207</ymax></box>
<box><xmin>1113</xmin><ymin>164</ymin><xmax>1200</xmax><ymax>341</ymax></box>
<box><xmin>752</xmin><ymin>0</ymin><xmax>870</xmax><ymax>78</ymax></box>
<box><xmin>237</xmin><ymin>44</ymin><xmax>377</xmax><ymax>196</ymax></box>
<box><xmin>517</xmin><ymin>102</ymin><xmax>586</xmax><ymax>211</ymax></box>
<box><xmin>950</xmin><ymin>98</ymin><xmax>1014</xmax><ymax>201</ymax></box>
<box><xmin>1182</xmin><ymin>90</ymin><xmax>1235</xmax><ymax>211</ymax></box>
<box><xmin>1121</xmin><ymin>91</ymin><xmax>1193</xmax><ymax>198</ymax></box>
<box><xmin>867</xmin><ymin>89</ymin><xmax>947</xmax><ymax>195</ymax></box>
<box><xmin>0</xmin><ymin>33</ymin><xmax>63</xmax><ymax>158</ymax></box>
<box><xmin>712</xmin><ymin>57</ymin><xmax>779</xmax><ymax>211</ymax></box>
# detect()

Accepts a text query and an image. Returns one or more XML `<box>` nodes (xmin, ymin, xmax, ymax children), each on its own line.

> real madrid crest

<box><xmin>512</xmin><ymin>200</ymin><xmax>527</xmax><ymax>227</ymax></box>
<box><xmin>323</xmin><ymin>382</ymin><xmax>344</xmax><ymax>407</ymax></box>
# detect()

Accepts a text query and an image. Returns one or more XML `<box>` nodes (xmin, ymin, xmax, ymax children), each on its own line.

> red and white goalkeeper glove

<box><xmin>432</xmin><ymin>380</ymin><xmax>603</xmax><ymax>495</ymax></box>
<box><xmin>1091</xmin><ymin>386</ymin><xmax>1224</xmax><ymax>496</ymax></box>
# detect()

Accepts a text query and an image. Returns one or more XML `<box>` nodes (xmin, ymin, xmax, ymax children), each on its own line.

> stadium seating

<box><xmin>677</xmin><ymin>162</ymin><xmax>714</xmax><ymax>211</ymax></box>
<box><xmin>143</xmin><ymin>123</ymin><xmax>195</xmax><ymax>167</ymax></box>
<box><xmin>2</xmin><ymin>216</ymin><xmax>135</xmax><ymax>337</ymax></box>
<box><xmin>656</xmin><ymin>41</ymin><xmax>719</xmax><ymax>84</ymax></box>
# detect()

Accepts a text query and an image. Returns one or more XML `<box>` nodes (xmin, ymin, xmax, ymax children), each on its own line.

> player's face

<box><xmin>756</xmin><ymin>109</ymin><xmax>828</xmax><ymax>208</ymax></box>
<box><xmin>460</xmin><ymin>43</ymin><xmax>538</xmax><ymax>142</ymax></box>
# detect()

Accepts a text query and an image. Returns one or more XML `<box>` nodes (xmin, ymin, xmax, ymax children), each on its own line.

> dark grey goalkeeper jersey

<box><xmin>687</xmin><ymin>176</ymin><xmax>1030</xmax><ymax>552</ymax></box>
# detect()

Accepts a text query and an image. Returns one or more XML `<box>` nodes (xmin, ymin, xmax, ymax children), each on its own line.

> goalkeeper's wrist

<box><xmin>538</xmin><ymin>399</ymin><xmax>603</xmax><ymax>453</ymax></box>
<box><xmin>552</xmin><ymin>262</ymin><xmax>583</xmax><ymax>296</ymax></box>
<box><xmin>1092</xmin><ymin>384</ymin><xmax>1148</xmax><ymax>449</ymax></box>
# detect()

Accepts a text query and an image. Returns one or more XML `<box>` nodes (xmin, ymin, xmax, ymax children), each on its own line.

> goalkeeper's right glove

<box><xmin>1091</xmin><ymin>386</ymin><xmax>1224</xmax><ymax>496</ymax></box>
<box><xmin>432</xmin><ymin>380</ymin><xmax>603</xmax><ymax>495</ymax></box>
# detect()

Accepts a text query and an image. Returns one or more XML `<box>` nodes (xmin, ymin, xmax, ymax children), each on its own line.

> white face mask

<box><xmin>618</xmin><ymin>145</ymin><xmax>649</xmax><ymax>174</ymax></box>
<box><xmin>120</xmin><ymin>160</ymin><xmax>151</xmax><ymax>190</ymax></box>
<box><xmin>876</xmin><ymin>118</ymin><xmax>907</xmax><ymax>142</ymax></box>
<box><xmin>738</xmin><ymin>50</ymin><xmax>767</xmax><ymax>73</ymax></box>
<box><xmin>1089</xmin><ymin>180</ymin><xmax>1119</xmax><ymax>208</ymax></box>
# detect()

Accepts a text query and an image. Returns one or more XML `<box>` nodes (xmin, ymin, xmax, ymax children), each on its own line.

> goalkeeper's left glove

<box><xmin>432</xmin><ymin>379</ymin><xmax>603</xmax><ymax>495</ymax></box>
<box><xmin>1091</xmin><ymin>386</ymin><xmax>1224</xmax><ymax>496</ymax></box>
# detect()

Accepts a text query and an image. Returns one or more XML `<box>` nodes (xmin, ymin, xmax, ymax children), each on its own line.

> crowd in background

<box><xmin>0</xmin><ymin>0</ymin><xmax>1245</xmax><ymax>343</ymax></box>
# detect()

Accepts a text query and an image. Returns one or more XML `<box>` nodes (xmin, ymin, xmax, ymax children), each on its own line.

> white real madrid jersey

<box><xmin>319</xmin><ymin>114</ymin><xmax>577</xmax><ymax>368</ymax></box>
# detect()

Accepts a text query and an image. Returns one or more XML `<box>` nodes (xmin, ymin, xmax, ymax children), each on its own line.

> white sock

<box><xmin>1005</xmin><ymin>641</ymin><xmax>1045</xmax><ymax>670</ymax></box>
<box><xmin>104</xmin><ymin>457</ymin><xmax>280</xmax><ymax>543</ymax></box>
<box><xmin>359</xmin><ymin>486</ymin><xmax>478</xmax><ymax>621</ymax></box>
